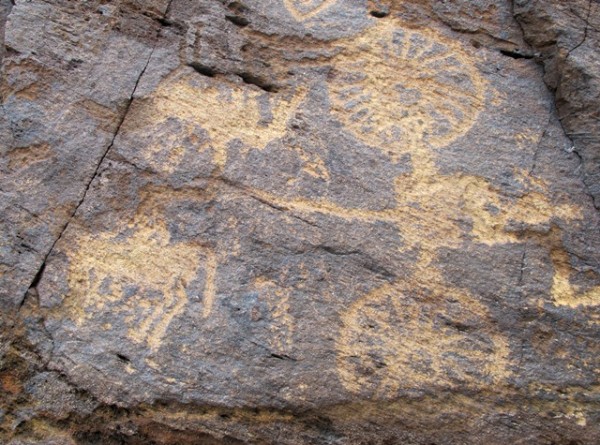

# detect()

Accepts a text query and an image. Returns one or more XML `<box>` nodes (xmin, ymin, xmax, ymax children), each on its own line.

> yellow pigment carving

<box><xmin>65</xmin><ymin>189</ymin><xmax>217</xmax><ymax>351</ymax></box>
<box><xmin>329</xmin><ymin>23</ymin><xmax>486</xmax><ymax>159</ymax></box>
<box><xmin>551</xmin><ymin>249</ymin><xmax>600</xmax><ymax>308</ymax></box>
<box><xmin>195</xmin><ymin>19</ymin><xmax>586</xmax><ymax>391</ymax></box>
<box><xmin>283</xmin><ymin>0</ymin><xmax>338</xmax><ymax>20</ymax></box>
<box><xmin>135</xmin><ymin>69</ymin><xmax>306</xmax><ymax>175</ymax></box>
<box><xmin>72</xmin><ymin>17</ymin><xmax>595</xmax><ymax>391</ymax></box>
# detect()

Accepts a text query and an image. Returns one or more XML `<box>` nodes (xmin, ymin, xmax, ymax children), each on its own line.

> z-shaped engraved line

<box><xmin>283</xmin><ymin>0</ymin><xmax>338</xmax><ymax>20</ymax></box>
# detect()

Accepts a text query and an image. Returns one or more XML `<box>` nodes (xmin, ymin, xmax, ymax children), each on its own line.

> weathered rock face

<box><xmin>1</xmin><ymin>1</ymin><xmax>599</xmax><ymax>444</ymax></box>
<box><xmin>514</xmin><ymin>0</ymin><xmax>600</xmax><ymax>208</ymax></box>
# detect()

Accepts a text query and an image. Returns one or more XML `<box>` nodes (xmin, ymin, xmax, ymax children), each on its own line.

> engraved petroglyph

<box><xmin>186</xmin><ymin>19</ymin><xmax>590</xmax><ymax>389</ymax></box>
<box><xmin>130</xmin><ymin>69</ymin><xmax>306</xmax><ymax>175</ymax></box>
<box><xmin>336</xmin><ymin>281</ymin><xmax>511</xmax><ymax>396</ymax></box>
<box><xmin>64</xmin><ymin>16</ymin><xmax>595</xmax><ymax>390</ymax></box>
<box><xmin>329</xmin><ymin>24</ymin><xmax>486</xmax><ymax>159</ymax></box>
<box><xmin>6</xmin><ymin>143</ymin><xmax>53</xmax><ymax>171</ymax></box>
<box><xmin>189</xmin><ymin>19</ymin><xmax>587</xmax><ymax>391</ymax></box>
<box><xmin>75</xmin><ymin>69</ymin><xmax>308</xmax><ymax>353</ymax></box>
<box><xmin>290</xmin><ymin>144</ymin><xmax>330</xmax><ymax>182</ymax></box>
<box><xmin>241</xmin><ymin>171</ymin><xmax>580</xmax><ymax>251</ymax></box>
<box><xmin>551</xmin><ymin>248</ymin><xmax>600</xmax><ymax>308</ymax></box>
<box><xmin>283</xmin><ymin>0</ymin><xmax>338</xmax><ymax>21</ymax></box>
<box><xmin>64</xmin><ymin>188</ymin><xmax>217</xmax><ymax>351</ymax></box>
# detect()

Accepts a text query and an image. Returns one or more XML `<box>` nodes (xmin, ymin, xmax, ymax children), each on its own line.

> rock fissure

<box><xmin>512</xmin><ymin>2</ymin><xmax>600</xmax><ymax>213</ymax></box>
<box><xmin>566</xmin><ymin>142</ymin><xmax>600</xmax><ymax>211</ymax></box>
<box><xmin>528</xmin><ymin>112</ymin><xmax>552</xmax><ymax>178</ymax></box>
<box><xmin>566</xmin><ymin>0</ymin><xmax>593</xmax><ymax>58</ymax></box>
<box><xmin>15</xmin><ymin>2</ymin><xmax>177</xmax><ymax>310</ymax></box>
<box><xmin>499</xmin><ymin>48</ymin><xmax>535</xmax><ymax>59</ymax></box>
<box><xmin>17</xmin><ymin>52</ymin><xmax>154</xmax><ymax>310</ymax></box>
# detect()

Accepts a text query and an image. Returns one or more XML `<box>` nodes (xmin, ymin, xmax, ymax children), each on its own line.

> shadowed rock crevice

<box><xmin>512</xmin><ymin>0</ymin><xmax>600</xmax><ymax>210</ymax></box>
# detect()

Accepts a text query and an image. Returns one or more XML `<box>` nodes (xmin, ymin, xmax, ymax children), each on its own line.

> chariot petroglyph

<box><xmin>61</xmin><ymin>19</ymin><xmax>598</xmax><ymax>390</ymax></box>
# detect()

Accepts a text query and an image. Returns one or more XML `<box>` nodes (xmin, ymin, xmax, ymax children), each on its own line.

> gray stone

<box><xmin>1</xmin><ymin>1</ymin><xmax>599</xmax><ymax>444</ymax></box>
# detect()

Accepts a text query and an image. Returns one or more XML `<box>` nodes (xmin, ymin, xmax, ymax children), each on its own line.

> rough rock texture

<box><xmin>514</xmin><ymin>0</ymin><xmax>600</xmax><ymax>208</ymax></box>
<box><xmin>1</xmin><ymin>1</ymin><xmax>599</xmax><ymax>444</ymax></box>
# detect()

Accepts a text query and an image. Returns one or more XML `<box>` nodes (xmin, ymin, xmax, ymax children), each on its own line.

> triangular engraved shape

<box><xmin>283</xmin><ymin>0</ymin><xmax>337</xmax><ymax>20</ymax></box>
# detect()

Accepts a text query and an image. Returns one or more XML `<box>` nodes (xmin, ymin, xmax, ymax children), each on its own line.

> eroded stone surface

<box><xmin>1</xmin><ymin>1</ymin><xmax>599</xmax><ymax>444</ymax></box>
<box><xmin>0</xmin><ymin>0</ymin><xmax>167</xmax><ymax>311</ymax></box>
<box><xmin>514</xmin><ymin>0</ymin><xmax>600</xmax><ymax>207</ymax></box>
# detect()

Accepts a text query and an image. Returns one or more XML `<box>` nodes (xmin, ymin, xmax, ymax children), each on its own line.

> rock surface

<box><xmin>1</xmin><ymin>1</ymin><xmax>599</xmax><ymax>444</ymax></box>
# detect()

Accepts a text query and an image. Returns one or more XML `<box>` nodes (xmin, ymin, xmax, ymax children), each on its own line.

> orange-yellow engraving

<box><xmin>130</xmin><ymin>69</ymin><xmax>306</xmax><ymax>175</ymax></box>
<box><xmin>336</xmin><ymin>281</ymin><xmax>511</xmax><ymax>395</ymax></box>
<box><xmin>64</xmin><ymin>189</ymin><xmax>217</xmax><ymax>351</ymax></box>
<box><xmin>329</xmin><ymin>24</ymin><xmax>485</xmax><ymax>158</ymax></box>
<box><xmin>283</xmin><ymin>0</ymin><xmax>338</xmax><ymax>20</ymax></box>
